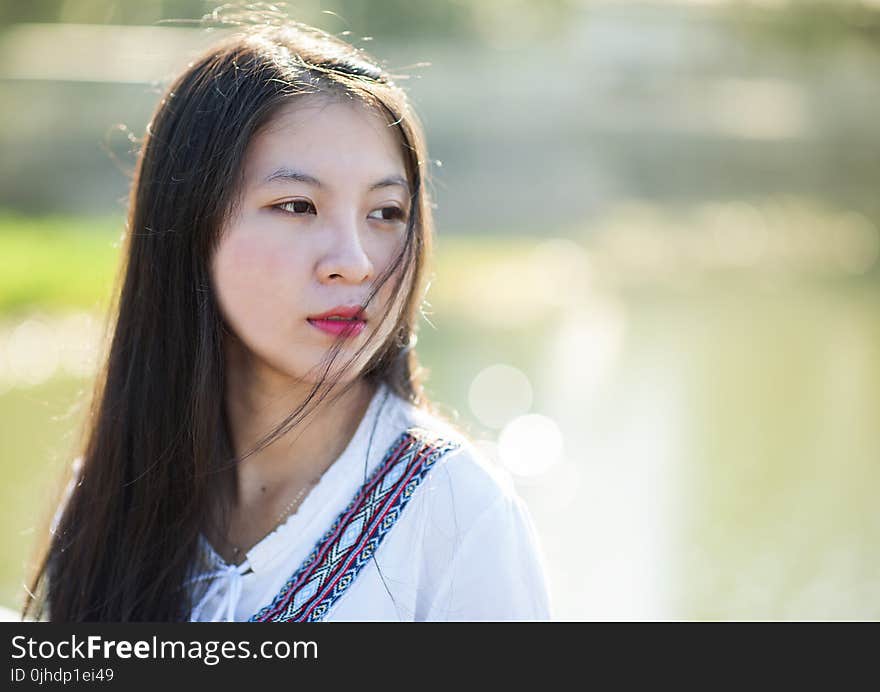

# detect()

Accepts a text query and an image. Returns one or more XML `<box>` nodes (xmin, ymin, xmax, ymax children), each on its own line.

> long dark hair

<box><xmin>23</xmin><ymin>18</ymin><xmax>438</xmax><ymax>622</ymax></box>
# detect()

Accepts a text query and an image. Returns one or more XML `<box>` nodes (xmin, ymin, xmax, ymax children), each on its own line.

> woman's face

<box><xmin>211</xmin><ymin>96</ymin><xmax>412</xmax><ymax>385</ymax></box>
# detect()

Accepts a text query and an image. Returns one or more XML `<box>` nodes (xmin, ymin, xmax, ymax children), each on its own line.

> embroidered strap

<box><xmin>250</xmin><ymin>427</ymin><xmax>460</xmax><ymax>622</ymax></box>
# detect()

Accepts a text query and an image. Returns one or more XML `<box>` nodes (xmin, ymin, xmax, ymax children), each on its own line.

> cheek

<box><xmin>373</xmin><ymin>233</ymin><xmax>408</xmax><ymax>287</ymax></box>
<box><xmin>372</xmin><ymin>248</ymin><xmax>413</xmax><ymax>336</ymax></box>
<box><xmin>211</xmin><ymin>227</ymin><xmax>306</xmax><ymax>335</ymax></box>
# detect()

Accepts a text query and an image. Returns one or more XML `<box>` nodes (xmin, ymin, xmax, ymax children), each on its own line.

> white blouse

<box><xmin>186</xmin><ymin>381</ymin><xmax>554</xmax><ymax>622</ymax></box>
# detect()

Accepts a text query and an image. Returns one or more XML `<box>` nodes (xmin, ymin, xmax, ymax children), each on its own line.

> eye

<box><xmin>368</xmin><ymin>206</ymin><xmax>407</xmax><ymax>223</ymax></box>
<box><xmin>276</xmin><ymin>199</ymin><xmax>316</xmax><ymax>215</ymax></box>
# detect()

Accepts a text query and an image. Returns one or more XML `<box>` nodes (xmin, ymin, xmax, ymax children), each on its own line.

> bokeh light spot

<box><xmin>468</xmin><ymin>363</ymin><xmax>533</xmax><ymax>429</ymax></box>
<box><xmin>6</xmin><ymin>317</ymin><xmax>58</xmax><ymax>387</ymax></box>
<box><xmin>498</xmin><ymin>413</ymin><xmax>564</xmax><ymax>477</ymax></box>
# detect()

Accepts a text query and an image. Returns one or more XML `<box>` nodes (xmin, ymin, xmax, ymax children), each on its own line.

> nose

<box><xmin>316</xmin><ymin>216</ymin><xmax>374</xmax><ymax>284</ymax></box>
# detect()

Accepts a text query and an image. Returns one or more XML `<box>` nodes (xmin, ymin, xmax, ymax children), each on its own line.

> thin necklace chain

<box><xmin>223</xmin><ymin>382</ymin><xmax>379</xmax><ymax>564</ymax></box>
<box><xmin>228</xmin><ymin>477</ymin><xmax>319</xmax><ymax>561</ymax></box>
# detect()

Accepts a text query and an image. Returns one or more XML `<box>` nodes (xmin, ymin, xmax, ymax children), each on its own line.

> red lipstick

<box><xmin>307</xmin><ymin>305</ymin><xmax>367</xmax><ymax>338</ymax></box>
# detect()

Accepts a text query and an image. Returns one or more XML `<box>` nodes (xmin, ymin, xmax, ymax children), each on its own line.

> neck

<box><xmin>222</xmin><ymin>334</ymin><xmax>378</xmax><ymax>505</ymax></box>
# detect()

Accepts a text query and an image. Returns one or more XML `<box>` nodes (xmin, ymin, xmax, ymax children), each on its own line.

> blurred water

<box><xmin>422</xmin><ymin>282</ymin><xmax>880</xmax><ymax>619</ymax></box>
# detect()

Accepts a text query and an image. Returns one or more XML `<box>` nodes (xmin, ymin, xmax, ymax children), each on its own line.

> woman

<box><xmin>24</xmin><ymin>19</ymin><xmax>552</xmax><ymax>622</ymax></box>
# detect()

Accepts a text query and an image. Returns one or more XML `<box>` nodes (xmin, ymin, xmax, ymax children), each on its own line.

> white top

<box><xmin>186</xmin><ymin>381</ymin><xmax>554</xmax><ymax>622</ymax></box>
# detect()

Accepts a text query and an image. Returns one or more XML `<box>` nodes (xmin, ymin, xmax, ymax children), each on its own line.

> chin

<box><xmin>298</xmin><ymin>360</ymin><xmax>367</xmax><ymax>386</ymax></box>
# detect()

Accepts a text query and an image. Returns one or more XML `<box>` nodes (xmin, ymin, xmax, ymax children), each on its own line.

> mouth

<box><xmin>306</xmin><ymin>305</ymin><xmax>367</xmax><ymax>338</ymax></box>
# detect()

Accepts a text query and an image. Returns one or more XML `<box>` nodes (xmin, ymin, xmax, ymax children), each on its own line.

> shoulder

<box><xmin>377</xmin><ymin>390</ymin><xmax>554</xmax><ymax>620</ymax></box>
<box><xmin>386</xmin><ymin>391</ymin><xmax>518</xmax><ymax>530</ymax></box>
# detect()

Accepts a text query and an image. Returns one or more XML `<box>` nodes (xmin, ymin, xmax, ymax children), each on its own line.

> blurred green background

<box><xmin>1</xmin><ymin>0</ymin><xmax>879</xmax><ymax>620</ymax></box>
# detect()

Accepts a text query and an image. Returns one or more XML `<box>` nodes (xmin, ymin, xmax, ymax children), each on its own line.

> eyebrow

<box><xmin>262</xmin><ymin>167</ymin><xmax>410</xmax><ymax>195</ymax></box>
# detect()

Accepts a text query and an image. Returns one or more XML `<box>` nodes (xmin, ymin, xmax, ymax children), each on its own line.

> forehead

<box><xmin>243</xmin><ymin>96</ymin><xmax>407</xmax><ymax>187</ymax></box>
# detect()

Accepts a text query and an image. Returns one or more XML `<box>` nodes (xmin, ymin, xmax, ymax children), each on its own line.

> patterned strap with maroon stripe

<box><xmin>249</xmin><ymin>427</ymin><xmax>460</xmax><ymax>622</ymax></box>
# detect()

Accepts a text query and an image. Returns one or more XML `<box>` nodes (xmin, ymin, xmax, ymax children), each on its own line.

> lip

<box><xmin>307</xmin><ymin>305</ymin><xmax>367</xmax><ymax>321</ymax></box>
<box><xmin>307</xmin><ymin>304</ymin><xmax>367</xmax><ymax>338</ymax></box>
